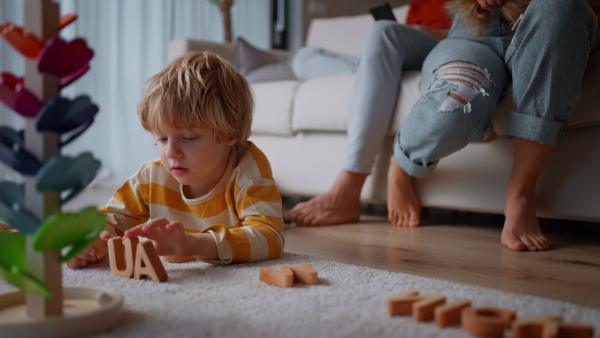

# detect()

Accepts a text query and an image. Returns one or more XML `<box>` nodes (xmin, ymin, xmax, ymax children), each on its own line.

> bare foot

<box><xmin>387</xmin><ymin>156</ymin><xmax>421</xmax><ymax>227</ymax></box>
<box><xmin>501</xmin><ymin>190</ymin><xmax>549</xmax><ymax>251</ymax></box>
<box><xmin>283</xmin><ymin>171</ymin><xmax>366</xmax><ymax>226</ymax></box>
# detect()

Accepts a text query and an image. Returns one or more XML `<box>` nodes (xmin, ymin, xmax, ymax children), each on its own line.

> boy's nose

<box><xmin>167</xmin><ymin>143</ymin><xmax>183</xmax><ymax>158</ymax></box>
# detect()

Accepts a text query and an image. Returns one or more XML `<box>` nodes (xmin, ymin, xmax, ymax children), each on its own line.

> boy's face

<box><xmin>156</xmin><ymin>124</ymin><xmax>235</xmax><ymax>199</ymax></box>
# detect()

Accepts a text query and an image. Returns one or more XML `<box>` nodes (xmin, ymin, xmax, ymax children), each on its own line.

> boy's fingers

<box><xmin>167</xmin><ymin>221</ymin><xmax>184</xmax><ymax>232</ymax></box>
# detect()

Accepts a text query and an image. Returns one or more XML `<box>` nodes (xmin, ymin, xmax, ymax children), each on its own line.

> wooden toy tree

<box><xmin>0</xmin><ymin>0</ymin><xmax>124</xmax><ymax>336</ymax></box>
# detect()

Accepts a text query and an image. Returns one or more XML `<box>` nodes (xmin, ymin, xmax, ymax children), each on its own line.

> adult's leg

<box><xmin>389</xmin><ymin>18</ymin><xmax>512</xmax><ymax>226</ymax></box>
<box><xmin>502</xmin><ymin>0</ymin><xmax>597</xmax><ymax>251</ymax></box>
<box><xmin>284</xmin><ymin>21</ymin><xmax>438</xmax><ymax>226</ymax></box>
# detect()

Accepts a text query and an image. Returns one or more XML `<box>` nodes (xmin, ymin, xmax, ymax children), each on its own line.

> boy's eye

<box><xmin>156</xmin><ymin>137</ymin><xmax>167</xmax><ymax>143</ymax></box>
<box><xmin>183</xmin><ymin>137</ymin><xmax>198</xmax><ymax>141</ymax></box>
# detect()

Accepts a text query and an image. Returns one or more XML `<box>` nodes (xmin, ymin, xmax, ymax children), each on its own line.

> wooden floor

<box><xmin>283</xmin><ymin>206</ymin><xmax>600</xmax><ymax>308</ymax></box>
<box><xmin>64</xmin><ymin>187</ymin><xmax>600</xmax><ymax>308</ymax></box>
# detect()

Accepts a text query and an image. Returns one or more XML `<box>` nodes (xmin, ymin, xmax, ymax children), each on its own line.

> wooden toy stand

<box><xmin>0</xmin><ymin>1</ymin><xmax>124</xmax><ymax>336</ymax></box>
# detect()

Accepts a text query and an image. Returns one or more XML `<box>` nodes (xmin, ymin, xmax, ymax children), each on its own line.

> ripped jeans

<box><xmin>394</xmin><ymin>0</ymin><xmax>599</xmax><ymax>178</ymax></box>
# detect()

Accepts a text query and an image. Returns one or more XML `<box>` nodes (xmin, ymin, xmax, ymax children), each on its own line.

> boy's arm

<box><xmin>201</xmin><ymin>179</ymin><xmax>284</xmax><ymax>264</ymax></box>
<box><xmin>98</xmin><ymin>171</ymin><xmax>152</xmax><ymax>236</ymax></box>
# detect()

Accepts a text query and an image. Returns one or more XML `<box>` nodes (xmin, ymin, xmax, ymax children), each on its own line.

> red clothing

<box><xmin>405</xmin><ymin>0</ymin><xmax>452</xmax><ymax>30</ymax></box>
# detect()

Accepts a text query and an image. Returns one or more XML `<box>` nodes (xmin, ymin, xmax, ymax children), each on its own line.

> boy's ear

<box><xmin>224</xmin><ymin>138</ymin><xmax>237</xmax><ymax>146</ymax></box>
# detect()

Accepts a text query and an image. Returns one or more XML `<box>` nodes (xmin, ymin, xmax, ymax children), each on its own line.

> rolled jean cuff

<box><xmin>393</xmin><ymin>138</ymin><xmax>437</xmax><ymax>178</ymax></box>
<box><xmin>505</xmin><ymin>111</ymin><xmax>566</xmax><ymax>145</ymax></box>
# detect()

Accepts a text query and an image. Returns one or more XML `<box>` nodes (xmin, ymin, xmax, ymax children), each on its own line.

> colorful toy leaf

<box><xmin>0</xmin><ymin>72</ymin><xmax>43</xmax><ymax>118</ymax></box>
<box><xmin>0</xmin><ymin>126</ymin><xmax>43</xmax><ymax>176</ymax></box>
<box><xmin>0</xmin><ymin>22</ymin><xmax>43</xmax><ymax>58</ymax></box>
<box><xmin>35</xmin><ymin>95</ymin><xmax>98</xmax><ymax>146</ymax></box>
<box><xmin>0</xmin><ymin>181</ymin><xmax>41</xmax><ymax>234</ymax></box>
<box><xmin>32</xmin><ymin>207</ymin><xmax>106</xmax><ymax>263</ymax></box>
<box><xmin>0</xmin><ymin>231</ymin><xmax>51</xmax><ymax>297</ymax></box>
<box><xmin>58</xmin><ymin>14</ymin><xmax>78</xmax><ymax>31</ymax></box>
<box><xmin>35</xmin><ymin>152</ymin><xmax>101</xmax><ymax>204</ymax></box>
<box><xmin>37</xmin><ymin>38</ymin><xmax>93</xmax><ymax>78</ymax></box>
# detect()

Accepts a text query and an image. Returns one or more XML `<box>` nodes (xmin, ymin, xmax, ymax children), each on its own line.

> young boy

<box><xmin>67</xmin><ymin>52</ymin><xmax>284</xmax><ymax>268</ymax></box>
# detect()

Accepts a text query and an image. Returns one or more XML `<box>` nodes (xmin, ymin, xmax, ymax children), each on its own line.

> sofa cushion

<box><xmin>305</xmin><ymin>5</ymin><xmax>409</xmax><ymax>56</ymax></box>
<box><xmin>291</xmin><ymin>71</ymin><xmax>422</xmax><ymax>136</ymax></box>
<box><xmin>251</xmin><ymin>80</ymin><xmax>301</xmax><ymax>136</ymax></box>
<box><xmin>291</xmin><ymin>46</ymin><xmax>358</xmax><ymax>81</ymax></box>
<box><xmin>234</xmin><ymin>37</ymin><xmax>296</xmax><ymax>83</ymax></box>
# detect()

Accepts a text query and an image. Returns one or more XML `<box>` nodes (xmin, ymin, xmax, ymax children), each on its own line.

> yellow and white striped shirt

<box><xmin>99</xmin><ymin>141</ymin><xmax>284</xmax><ymax>264</ymax></box>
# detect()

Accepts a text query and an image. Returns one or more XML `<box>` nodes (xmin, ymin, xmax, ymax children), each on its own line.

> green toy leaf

<box><xmin>32</xmin><ymin>207</ymin><xmax>106</xmax><ymax>255</ymax></box>
<box><xmin>0</xmin><ymin>231</ymin><xmax>26</xmax><ymax>270</ymax></box>
<box><xmin>0</xmin><ymin>232</ymin><xmax>51</xmax><ymax>298</ymax></box>
<box><xmin>60</xmin><ymin>222</ymin><xmax>103</xmax><ymax>262</ymax></box>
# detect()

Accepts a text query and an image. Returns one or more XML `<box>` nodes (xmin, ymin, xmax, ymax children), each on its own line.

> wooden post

<box><xmin>23</xmin><ymin>0</ymin><xmax>63</xmax><ymax>318</ymax></box>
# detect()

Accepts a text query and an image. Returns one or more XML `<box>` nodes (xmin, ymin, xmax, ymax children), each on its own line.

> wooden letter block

<box><xmin>386</xmin><ymin>289</ymin><xmax>420</xmax><ymax>316</ymax></box>
<box><xmin>134</xmin><ymin>241</ymin><xmax>168</xmax><ymax>282</ymax></box>
<box><xmin>281</xmin><ymin>263</ymin><xmax>318</xmax><ymax>285</ymax></box>
<box><xmin>91</xmin><ymin>238</ymin><xmax>108</xmax><ymax>260</ymax></box>
<box><xmin>260</xmin><ymin>267</ymin><xmax>293</xmax><ymax>287</ymax></box>
<box><xmin>160</xmin><ymin>255</ymin><xmax>196</xmax><ymax>263</ymax></box>
<box><xmin>413</xmin><ymin>295</ymin><xmax>446</xmax><ymax>322</ymax></box>
<box><xmin>512</xmin><ymin>316</ymin><xmax>563</xmax><ymax>338</ymax></box>
<box><xmin>434</xmin><ymin>299</ymin><xmax>471</xmax><ymax>327</ymax></box>
<box><xmin>553</xmin><ymin>322</ymin><xmax>594</xmax><ymax>338</ymax></box>
<box><xmin>108</xmin><ymin>237</ymin><xmax>139</xmax><ymax>278</ymax></box>
<box><xmin>461</xmin><ymin>307</ymin><xmax>516</xmax><ymax>338</ymax></box>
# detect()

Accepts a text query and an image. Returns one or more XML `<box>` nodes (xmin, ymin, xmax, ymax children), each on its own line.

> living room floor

<box><xmin>66</xmin><ymin>187</ymin><xmax>600</xmax><ymax>309</ymax></box>
<box><xmin>283</xmin><ymin>201</ymin><xmax>600</xmax><ymax>309</ymax></box>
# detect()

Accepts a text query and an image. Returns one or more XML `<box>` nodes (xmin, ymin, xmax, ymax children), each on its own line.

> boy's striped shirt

<box><xmin>99</xmin><ymin>141</ymin><xmax>284</xmax><ymax>264</ymax></box>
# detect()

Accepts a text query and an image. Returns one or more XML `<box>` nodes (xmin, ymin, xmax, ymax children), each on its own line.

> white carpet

<box><xmin>1</xmin><ymin>252</ymin><xmax>599</xmax><ymax>338</ymax></box>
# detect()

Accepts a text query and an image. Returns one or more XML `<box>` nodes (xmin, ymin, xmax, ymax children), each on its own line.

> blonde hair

<box><xmin>446</xmin><ymin>0</ymin><xmax>531</xmax><ymax>35</ymax></box>
<box><xmin>138</xmin><ymin>51</ymin><xmax>254</xmax><ymax>147</ymax></box>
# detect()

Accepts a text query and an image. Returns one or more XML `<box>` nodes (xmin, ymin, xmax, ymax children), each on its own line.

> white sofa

<box><xmin>170</xmin><ymin>5</ymin><xmax>600</xmax><ymax>222</ymax></box>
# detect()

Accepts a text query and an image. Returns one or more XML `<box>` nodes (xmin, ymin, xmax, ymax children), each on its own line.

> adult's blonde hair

<box><xmin>138</xmin><ymin>51</ymin><xmax>254</xmax><ymax>147</ymax></box>
<box><xmin>447</xmin><ymin>0</ymin><xmax>531</xmax><ymax>35</ymax></box>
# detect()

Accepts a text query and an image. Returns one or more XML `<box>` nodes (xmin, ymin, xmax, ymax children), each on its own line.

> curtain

<box><xmin>0</xmin><ymin>0</ymin><xmax>271</xmax><ymax>187</ymax></box>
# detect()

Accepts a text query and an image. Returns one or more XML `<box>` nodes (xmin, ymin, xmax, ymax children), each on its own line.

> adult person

<box><xmin>287</xmin><ymin>0</ymin><xmax>599</xmax><ymax>252</ymax></box>
<box><xmin>284</xmin><ymin>0</ymin><xmax>451</xmax><ymax>227</ymax></box>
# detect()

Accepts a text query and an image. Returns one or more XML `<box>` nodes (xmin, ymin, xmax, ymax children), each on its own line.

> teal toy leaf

<box><xmin>0</xmin><ymin>231</ymin><xmax>51</xmax><ymax>297</ymax></box>
<box><xmin>35</xmin><ymin>152</ymin><xmax>101</xmax><ymax>204</ymax></box>
<box><xmin>32</xmin><ymin>207</ymin><xmax>105</xmax><ymax>262</ymax></box>
<box><xmin>0</xmin><ymin>181</ymin><xmax>41</xmax><ymax>234</ymax></box>
<box><xmin>35</xmin><ymin>95</ymin><xmax>98</xmax><ymax>146</ymax></box>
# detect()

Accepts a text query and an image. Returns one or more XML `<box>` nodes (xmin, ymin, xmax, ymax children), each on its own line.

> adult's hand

<box><xmin>477</xmin><ymin>0</ymin><xmax>504</xmax><ymax>11</ymax></box>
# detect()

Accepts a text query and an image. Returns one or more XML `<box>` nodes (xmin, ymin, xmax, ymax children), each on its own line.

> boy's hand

<box><xmin>66</xmin><ymin>230</ymin><xmax>111</xmax><ymax>269</ymax></box>
<box><xmin>123</xmin><ymin>218</ymin><xmax>188</xmax><ymax>257</ymax></box>
<box><xmin>477</xmin><ymin>0</ymin><xmax>503</xmax><ymax>11</ymax></box>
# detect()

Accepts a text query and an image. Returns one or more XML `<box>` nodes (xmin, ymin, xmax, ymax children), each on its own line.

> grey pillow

<box><xmin>292</xmin><ymin>46</ymin><xmax>359</xmax><ymax>81</ymax></box>
<box><xmin>234</xmin><ymin>37</ymin><xmax>296</xmax><ymax>83</ymax></box>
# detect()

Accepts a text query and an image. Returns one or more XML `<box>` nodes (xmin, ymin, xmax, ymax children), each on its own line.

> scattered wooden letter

<box><xmin>281</xmin><ymin>263</ymin><xmax>318</xmax><ymax>285</ymax></box>
<box><xmin>386</xmin><ymin>289</ymin><xmax>420</xmax><ymax>316</ymax></box>
<box><xmin>134</xmin><ymin>241</ymin><xmax>168</xmax><ymax>282</ymax></box>
<box><xmin>512</xmin><ymin>316</ymin><xmax>593</xmax><ymax>338</ymax></box>
<box><xmin>461</xmin><ymin>307</ymin><xmax>516</xmax><ymax>338</ymax></box>
<box><xmin>160</xmin><ymin>255</ymin><xmax>196</xmax><ymax>263</ymax></box>
<box><xmin>108</xmin><ymin>236</ymin><xmax>168</xmax><ymax>282</ymax></box>
<box><xmin>434</xmin><ymin>299</ymin><xmax>471</xmax><ymax>327</ymax></box>
<box><xmin>512</xmin><ymin>316</ymin><xmax>563</xmax><ymax>338</ymax></box>
<box><xmin>413</xmin><ymin>295</ymin><xmax>446</xmax><ymax>322</ymax></box>
<box><xmin>260</xmin><ymin>267</ymin><xmax>293</xmax><ymax>287</ymax></box>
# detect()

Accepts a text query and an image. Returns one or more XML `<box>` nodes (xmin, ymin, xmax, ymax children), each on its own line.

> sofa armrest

<box><xmin>168</xmin><ymin>38</ymin><xmax>235</xmax><ymax>63</ymax></box>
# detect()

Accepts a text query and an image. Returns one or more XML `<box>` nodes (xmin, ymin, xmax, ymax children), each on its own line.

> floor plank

<box><xmin>283</xmin><ymin>209</ymin><xmax>600</xmax><ymax>308</ymax></box>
